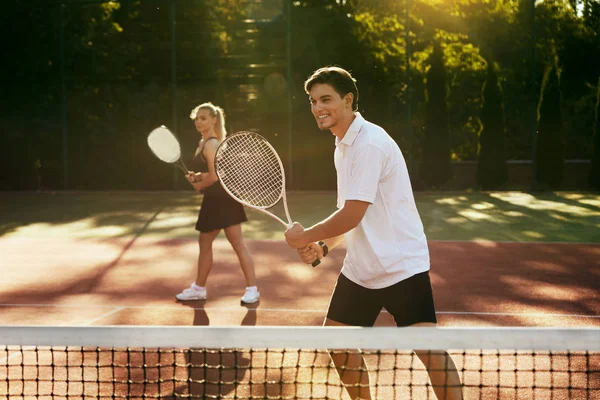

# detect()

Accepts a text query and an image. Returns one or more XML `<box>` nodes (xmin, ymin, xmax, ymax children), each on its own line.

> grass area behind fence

<box><xmin>1</xmin><ymin>191</ymin><xmax>598</xmax><ymax>243</ymax></box>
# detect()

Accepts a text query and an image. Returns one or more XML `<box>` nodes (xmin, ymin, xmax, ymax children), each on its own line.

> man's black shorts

<box><xmin>326</xmin><ymin>271</ymin><xmax>438</xmax><ymax>327</ymax></box>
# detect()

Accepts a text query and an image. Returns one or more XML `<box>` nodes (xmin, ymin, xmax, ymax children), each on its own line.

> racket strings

<box><xmin>148</xmin><ymin>128</ymin><xmax>182</xmax><ymax>164</ymax></box>
<box><xmin>240</xmin><ymin>139</ymin><xmax>282</xmax><ymax>202</ymax></box>
<box><xmin>220</xmin><ymin>138</ymin><xmax>281</xmax><ymax>206</ymax></box>
<box><xmin>216</xmin><ymin>134</ymin><xmax>284</xmax><ymax>208</ymax></box>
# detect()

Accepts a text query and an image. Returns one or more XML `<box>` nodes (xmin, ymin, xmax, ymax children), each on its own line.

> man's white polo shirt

<box><xmin>335</xmin><ymin>113</ymin><xmax>430</xmax><ymax>289</ymax></box>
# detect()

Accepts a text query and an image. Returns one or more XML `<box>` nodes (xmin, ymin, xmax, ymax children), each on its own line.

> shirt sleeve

<box><xmin>345</xmin><ymin>144</ymin><xmax>385</xmax><ymax>204</ymax></box>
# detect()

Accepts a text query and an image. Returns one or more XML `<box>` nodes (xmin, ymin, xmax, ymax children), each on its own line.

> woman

<box><xmin>176</xmin><ymin>102</ymin><xmax>259</xmax><ymax>304</ymax></box>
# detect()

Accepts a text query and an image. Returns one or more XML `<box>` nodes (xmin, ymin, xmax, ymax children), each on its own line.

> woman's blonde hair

<box><xmin>189</xmin><ymin>102</ymin><xmax>227</xmax><ymax>141</ymax></box>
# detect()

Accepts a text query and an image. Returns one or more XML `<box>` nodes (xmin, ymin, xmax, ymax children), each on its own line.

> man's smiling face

<box><xmin>309</xmin><ymin>83</ymin><xmax>354</xmax><ymax>133</ymax></box>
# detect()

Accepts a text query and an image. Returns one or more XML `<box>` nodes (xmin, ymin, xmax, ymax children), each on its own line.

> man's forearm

<box><xmin>303</xmin><ymin>208</ymin><xmax>358</xmax><ymax>244</ymax></box>
<box><xmin>322</xmin><ymin>235</ymin><xmax>345</xmax><ymax>252</ymax></box>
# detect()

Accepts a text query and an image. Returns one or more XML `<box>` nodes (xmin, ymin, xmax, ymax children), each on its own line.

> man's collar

<box><xmin>335</xmin><ymin>112</ymin><xmax>365</xmax><ymax>146</ymax></box>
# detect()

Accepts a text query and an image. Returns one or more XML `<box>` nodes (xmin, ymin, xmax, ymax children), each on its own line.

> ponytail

<box><xmin>213</xmin><ymin>107</ymin><xmax>227</xmax><ymax>141</ymax></box>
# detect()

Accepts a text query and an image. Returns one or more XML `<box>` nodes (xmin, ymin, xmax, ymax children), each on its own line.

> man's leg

<box><xmin>324</xmin><ymin>318</ymin><xmax>372</xmax><ymax>400</ymax></box>
<box><xmin>412</xmin><ymin>322</ymin><xmax>464</xmax><ymax>400</ymax></box>
<box><xmin>324</xmin><ymin>274</ymin><xmax>382</xmax><ymax>400</ymax></box>
<box><xmin>382</xmin><ymin>272</ymin><xmax>464</xmax><ymax>400</ymax></box>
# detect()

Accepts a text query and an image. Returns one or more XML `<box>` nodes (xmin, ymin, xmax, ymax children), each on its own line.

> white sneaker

<box><xmin>241</xmin><ymin>288</ymin><xmax>260</xmax><ymax>304</ymax></box>
<box><xmin>176</xmin><ymin>284</ymin><xmax>207</xmax><ymax>301</ymax></box>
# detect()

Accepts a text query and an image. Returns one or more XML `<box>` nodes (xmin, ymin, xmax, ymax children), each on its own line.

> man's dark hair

<box><xmin>304</xmin><ymin>66</ymin><xmax>359</xmax><ymax>111</ymax></box>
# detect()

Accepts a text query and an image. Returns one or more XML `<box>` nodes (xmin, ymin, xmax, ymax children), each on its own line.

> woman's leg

<box><xmin>195</xmin><ymin>229</ymin><xmax>221</xmax><ymax>286</ymax></box>
<box><xmin>223</xmin><ymin>224</ymin><xmax>256</xmax><ymax>286</ymax></box>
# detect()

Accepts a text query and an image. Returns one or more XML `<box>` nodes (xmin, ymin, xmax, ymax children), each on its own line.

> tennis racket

<box><xmin>147</xmin><ymin>125</ymin><xmax>189</xmax><ymax>174</ymax></box>
<box><xmin>214</xmin><ymin>131</ymin><xmax>321</xmax><ymax>267</ymax></box>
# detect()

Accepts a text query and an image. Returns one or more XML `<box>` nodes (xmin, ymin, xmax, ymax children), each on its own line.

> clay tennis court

<box><xmin>1</xmin><ymin>191</ymin><xmax>598</xmax><ymax>399</ymax></box>
<box><xmin>1</xmin><ymin>237</ymin><xmax>599</xmax><ymax>328</ymax></box>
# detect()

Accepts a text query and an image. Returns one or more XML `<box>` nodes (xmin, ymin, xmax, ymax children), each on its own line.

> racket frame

<box><xmin>147</xmin><ymin>125</ymin><xmax>189</xmax><ymax>174</ymax></box>
<box><xmin>214</xmin><ymin>132</ymin><xmax>320</xmax><ymax>267</ymax></box>
<box><xmin>215</xmin><ymin>132</ymin><xmax>292</xmax><ymax>228</ymax></box>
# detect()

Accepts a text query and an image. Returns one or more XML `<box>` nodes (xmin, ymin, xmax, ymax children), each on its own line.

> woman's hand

<box><xmin>186</xmin><ymin>171</ymin><xmax>202</xmax><ymax>184</ymax></box>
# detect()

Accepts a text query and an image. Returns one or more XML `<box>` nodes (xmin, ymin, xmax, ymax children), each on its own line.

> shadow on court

<box><xmin>0</xmin><ymin>237</ymin><xmax>598</xmax><ymax>327</ymax></box>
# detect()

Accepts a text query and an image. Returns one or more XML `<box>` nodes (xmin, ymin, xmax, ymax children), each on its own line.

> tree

<box><xmin>420</xmin><ymin>43</ymin><xmax>451</xmax><ymax>188</ymax></box>
<box><xmin>535</xmin><ymin>64</ymin><xmax>565</xmax><ymax>189</ymax></box>
<box><xmin>2</xmin><ymin>0</ymin><xmax>599</xmax><ymax>191</ymax></box>
<box><xmin>476</xmin><ymin>62</ymin><xmax>507</xmax><ymax>190</ymax></box>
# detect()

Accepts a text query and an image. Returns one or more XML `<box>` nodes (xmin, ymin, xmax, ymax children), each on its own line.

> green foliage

<box><xmin>353</xmin><ymin>11</ymin><xmax>404</xmax><ymax>72</ymax></box>
<box><xmin>420</xmin><ymin>44</ymin><xmax>452</xmax><ymax>188</ymax></box>
<box><xmin>535</xmin><ymin>65</ymin><xmax>565</xmax><ymax>190</ymax></box>
<box><xmin>476</xmin><ymin>62</ymin><xmax>508</xmax><ymax>190</ymax></box>
<box><xmin>2</xmin><ymin>0</ymin><xmax>600</xmax><ymax>190</ymax></box>
<box><xmin>0</xmin><ymin>2</ymin><xmax>124</xmax><ymax>189</ymax></box>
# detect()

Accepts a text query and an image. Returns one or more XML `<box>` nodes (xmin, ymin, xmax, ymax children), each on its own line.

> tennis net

<box><xmin>1</xmin><ymin>326</ymin><xmax>598</xmax><ymax>399</ymax></box>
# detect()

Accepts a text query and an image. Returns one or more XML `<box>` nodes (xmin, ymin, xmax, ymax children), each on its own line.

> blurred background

<box><xmin>1</xmin><ymin>0</ymin><xmax>599</xmax><ymax>192</ymax></box>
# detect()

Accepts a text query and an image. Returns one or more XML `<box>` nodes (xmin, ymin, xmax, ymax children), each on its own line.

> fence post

<box><xmin>405</xmin><ymin>0</ymin><xmax>413</xmax><ymax>173</ymax></box>
<box><xmin>530</xmin><ymin>0</ymin><xmax>537</xmax><ymax>190</ymax></box>
<box><xmin>285</xmin><ymin>0</ymin><xmax>294</xmax><ymax>188</ymax></box>
<box><xmin>60</xmin><ymin>3</ymin><xmax>69</xmax><ymax>190</ymax></box>
<box><xmin>170</xmin><ymin>0</ymin><xmax>178</xmax><ymax>190</ymax></box>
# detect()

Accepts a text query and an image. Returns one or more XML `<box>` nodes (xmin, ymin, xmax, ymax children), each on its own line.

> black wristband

<box><xmin>318</xmin><ymin>241</ymin><xmax>329</xmax><ymax>257</ymax></box>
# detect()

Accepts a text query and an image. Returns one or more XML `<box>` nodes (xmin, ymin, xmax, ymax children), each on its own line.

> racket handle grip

<box><xmin>312</xmin><ymin>259</ymin><xmax>320</xmax><ymax>267</ymax></box>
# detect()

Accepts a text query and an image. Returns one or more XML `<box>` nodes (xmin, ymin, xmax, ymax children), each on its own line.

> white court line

<box><xmin>429</xmin><ymin>239</ymin><xmax>600</xmax><ymax>245</ymax></box>
<box><xmin>435</xmin><ymin>311</ymin><xmax>600</xmax><ymax>319</ymax></box>
<box><xmin>80</xmin><ymin>306</ymin><xmax>125</xmax><ymax>326</ymax></box>
<box><xmin>0</xmin><ymin>307</ymin><xmax>125</xmax><ymax>364</ymax></box>
<box><xmin>0</xmin><ymin>303</ymin><xmax>598</xmax><ymax>320</ymax></box>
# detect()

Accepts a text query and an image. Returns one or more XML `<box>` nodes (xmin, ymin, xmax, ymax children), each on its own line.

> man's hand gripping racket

<box><xmin>214</xmin><ymin>131</ymin><xmax>321</xmax><ymax>267</ymax></box>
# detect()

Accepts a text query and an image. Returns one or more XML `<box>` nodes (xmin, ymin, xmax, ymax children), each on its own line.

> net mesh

<box><xmin>1</xmin><ymin>326</ymin><xmax>598</xmax><ymax>400</ymax></box>
<box><xmin>215</xmin><ymin>132</ymin><xmax>284</xmax><ymax>209</ymax></box>
<box><xmin>147</xmin><ymin>126</ymin><xmax>182</xmax><ymax>164</ymax></box>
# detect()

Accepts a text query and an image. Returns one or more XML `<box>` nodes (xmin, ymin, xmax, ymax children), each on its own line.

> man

<box><xmin>284</xmin><ymin>66</ymin><xmax>463</xmax><ymax>400</ymax></box>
